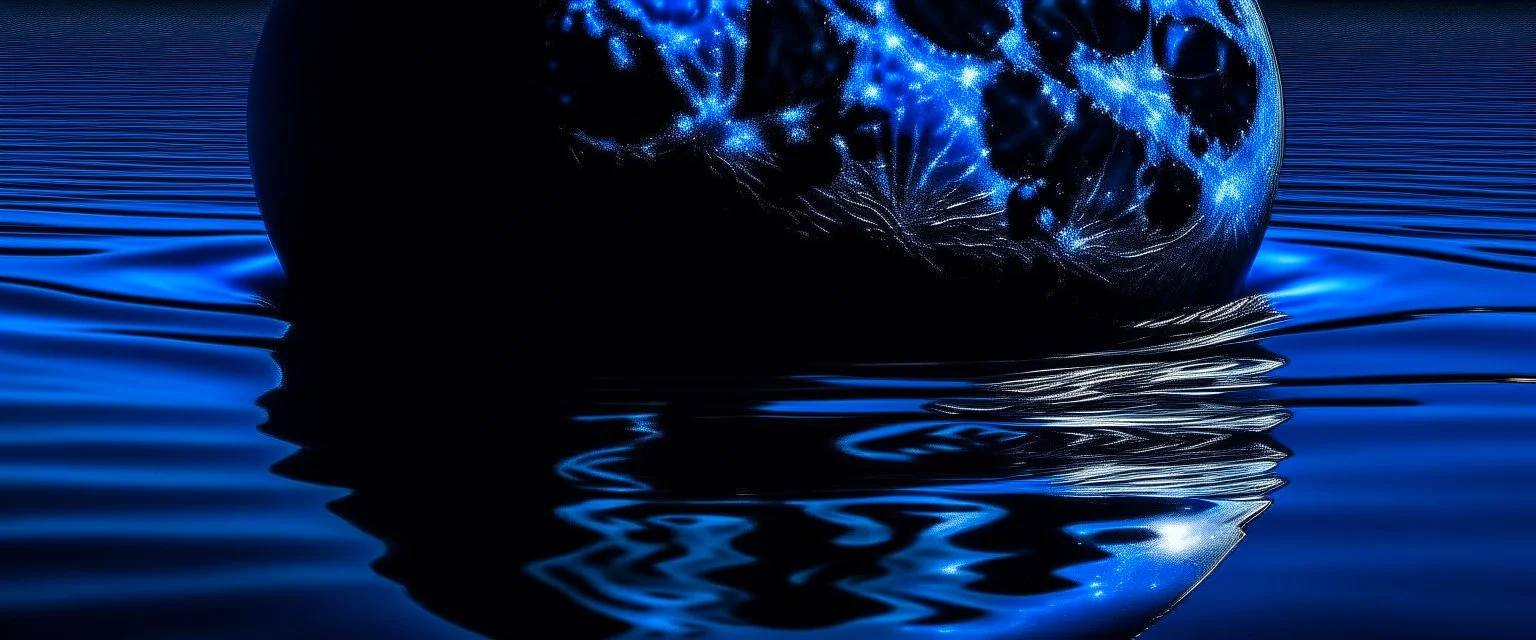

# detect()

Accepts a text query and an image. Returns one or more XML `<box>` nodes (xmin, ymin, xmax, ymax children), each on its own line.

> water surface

<box><xmin>0</xmin><ymin>1</ymin><xmax>1532</xmax><ymax>638</ymax></box>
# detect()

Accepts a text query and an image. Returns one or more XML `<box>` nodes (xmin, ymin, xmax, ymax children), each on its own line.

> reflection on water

<box><xmin>0</xmin><ymin>1</ymin><xmax>1532</xmax><ymax>638</ymax></box>
<box><xmin>527</xmin><ymin>298</ymin><xmax>1288</xmax><ymax>638</ymax></box>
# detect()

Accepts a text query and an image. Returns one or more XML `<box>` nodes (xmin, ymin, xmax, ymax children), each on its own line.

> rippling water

<box><xmin>1</xmin><ymin>1</ymin><xmax>1533</xmax><ymax>638</ymax></box>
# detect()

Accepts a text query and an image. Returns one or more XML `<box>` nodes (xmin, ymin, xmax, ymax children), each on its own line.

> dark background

<box><xmin>0</xmin><ymin>1</ymin><xmax>1530</xmax><ymax>638</ymax></box>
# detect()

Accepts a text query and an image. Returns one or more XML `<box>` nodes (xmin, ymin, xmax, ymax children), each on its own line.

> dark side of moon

<box><xmin>248</xmin><ymin>0</ymin><xmax>1282</xmax><ymax>368</ymax></box>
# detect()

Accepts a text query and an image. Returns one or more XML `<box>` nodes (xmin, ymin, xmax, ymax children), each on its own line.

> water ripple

<box><xmin>0</xmin><ymin>4</ymin><xmax>460</xmax><ymax>638</ymax></box>
<box><xmin>0</xmin><ymin>1</ymin><xmax>1533</xmax><ymax>639</ymax></box>
<box><xmin>524</xmin><ymin>299</ymin><xmax>1288</xmax><ymax>638</ymax></box>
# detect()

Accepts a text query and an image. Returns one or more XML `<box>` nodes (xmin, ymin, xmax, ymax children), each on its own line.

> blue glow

<box><xmin>721</xmin><ymin>120</ymin><xmax>765</xmax><ymax>152</ymax></box>
<box><xmin>530</xmin><ymin>348</ymin><xmax>1288</xmax><ymax>637</ymax></box>
<box><xmin>607</xmin><ymin>36</ymin><xmax>634</xmax><ymax>69</ymax></box>
<box><xmin>528</xmin><ymin>494</ymin><xmax>1273</xmax><ymax>638</ymax></box>
<box><xmin>558</xmin><ymin>414</ymin><xmax>662</xmax><ymax>492</ymax></box>
<box><xmin>756</xmin><ymin>398</ymin><xmax>933</xmax><ymax>414</ymax></box>
<box><xmin>553</xmin><ymin>0</ymin><xmax>1284</xmax><ymax>279</ymax></box>
<box><xmin>0</xmin><ymin>6</ymin><xmax>468</xmax><ymax>637</ymax></box>
<box><xmin>6</xmin><ymin>2</ymin><xmax>1536</xmax><ymax>638</ymax></box>
<box><xmin>526</xmin><ymin>302</ymin><xmax>1298</xmax><ymax>636</ymax></box>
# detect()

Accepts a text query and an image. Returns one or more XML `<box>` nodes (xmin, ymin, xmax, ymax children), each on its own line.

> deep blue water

<box><xmin>0</xmin><ymin>1</ymin><xmax>1533</xmax><ymax>638</ymax></box>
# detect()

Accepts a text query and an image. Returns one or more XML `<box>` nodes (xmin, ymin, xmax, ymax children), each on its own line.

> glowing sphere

<box><xmin>534</xmin><ymin>0</ymin><xmax>1282</xmax><ymax>308</ymax></box>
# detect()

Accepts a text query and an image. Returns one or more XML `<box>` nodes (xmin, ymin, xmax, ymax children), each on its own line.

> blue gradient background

<box><xmin>0</xmin><ymin>1</ymin><xmax>1532</xmax><ymax>638</ymax></box>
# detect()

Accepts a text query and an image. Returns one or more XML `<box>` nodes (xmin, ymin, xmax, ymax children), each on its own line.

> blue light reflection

<box><xmin>552</xmin><ymin>0</ymin><xmax>1283</xmax><ymax>281</ymax></box>
<box><xmin>532</xmin><ymin>299</ymin><xmax>1289</xmax><ymax>637</ymax></box>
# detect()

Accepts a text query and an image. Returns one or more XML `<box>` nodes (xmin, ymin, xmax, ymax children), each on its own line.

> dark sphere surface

<box><xmin>249</xmin><ymin>0</ymin><xmax>1281</xmax><ymax>366</ymax></box>
<box><xmin>532</xmin><ymin>0</ymin><xmax>1282</xmax><ymax>300</ymax></box>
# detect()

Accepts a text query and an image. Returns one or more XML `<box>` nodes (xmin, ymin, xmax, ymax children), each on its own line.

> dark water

<box><xmin>1</xmin><ymin>1</ymin><xmax>1533</xmax><ymax>638</ymax></box>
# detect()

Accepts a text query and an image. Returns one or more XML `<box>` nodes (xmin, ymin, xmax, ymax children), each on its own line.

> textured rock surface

<box><xmin>250</xmin><ymin>1</ymin><xmax>1283</xmax><ymax>366</ymax></box>
<box><xmin>535</xmin><ymin>0</ymin><xmax>1282</xmax><ymax>306</ymax></box>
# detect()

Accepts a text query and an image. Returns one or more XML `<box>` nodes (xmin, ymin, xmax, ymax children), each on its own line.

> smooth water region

<box><xmin>0</xmin><ymin>1</ymin><xmax>1532</xmax><ymax>638</ymax></box>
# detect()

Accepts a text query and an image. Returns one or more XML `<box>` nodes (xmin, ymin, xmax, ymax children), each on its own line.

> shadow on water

<box><xmin>0</xmin><ymin>1</ymin><xmax>1529</xmax><ymax>638</ymax></box>
<box><xmin>261</xmin><ymin>295</ymin><xmax>1291</xmax><ymax>639</ymax></box>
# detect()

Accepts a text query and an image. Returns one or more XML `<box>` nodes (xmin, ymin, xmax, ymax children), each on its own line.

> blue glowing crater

<box><xmin>541</xmin><ymin>0</ymin><xmax>1282</xmax><ymax>302</ymax></box>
